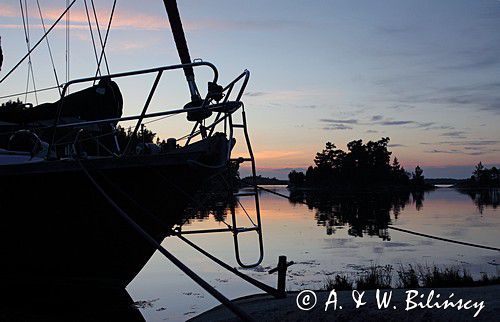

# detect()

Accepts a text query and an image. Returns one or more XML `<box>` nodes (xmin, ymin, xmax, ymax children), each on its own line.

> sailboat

<box><xmin>0</xmin><ymin>0</ymin><xmax>262</xmax><ymax>293</ymax></box>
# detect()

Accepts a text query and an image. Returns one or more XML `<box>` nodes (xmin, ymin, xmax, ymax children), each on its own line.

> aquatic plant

<box><xmin>355</xmin><ymin>264</ymin><xmax>393</xmax><ymax>290</ymax></box>
<box><xmin>396</xmin><ymin>264</ymin><xmax>420</xmax><ymax>288</ymax></box>
<box><xmin>320</xmin><ymin>264</ymin><xmax>499</xmax><ymax>291</ymax></box>
<box><xmin>322</xmin><ymin>274</ymin><xmax>353</xmax><ymax>291</ymax></box>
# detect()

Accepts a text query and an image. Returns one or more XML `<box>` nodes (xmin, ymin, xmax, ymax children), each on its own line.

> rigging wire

<box><xmin>90</xmin><ymin>0</ymin><xmax>113</xmax><ymax>77</ymax></box>
<box><xmin>83</xmin><ymin>0</ymin><xmax>101</xmax><ymax>76</ymax></box>
<box><xmin>65</xmin><ymin>0</ymin><xmax>70</xmax><ymax>87</ymax></box>
<box><xmin>0</xmin><ymin>0</ymin><xmax>77</xmax><ymax>85</ymax></box>
<box><xmin>0</xmin><ymin>85</ymin><xmax>62</xmax><ymax>101</ymax></box>
<box><xmin>36</xmin><ymin>0</ymin><xmax>61</xmax><ymax>95</ymax></box>
<box><xmin>19</xmin><ymin>0</ymin><xmax>39</xmax><ymax>105</ymax></box>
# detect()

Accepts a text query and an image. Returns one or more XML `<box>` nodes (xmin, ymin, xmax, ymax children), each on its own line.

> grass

<box><xmin>416</xmin><ymin>264</ymin><xmax>474</xmax><ymax>288</ymax></box>
<box><xmin>355</xmin><ymin>264</ymin><xmax>393</xmax><ymax>290</ymax></box>
<box><xmin>396</xmin><ymin>264</ymin><xmax>419</xmax><ymax>288</ymax></box>
<box><xmin>321</xmin><ymin>264</ymin><xmax>500</xmax><ymax>290</ymax></box>
<box><xmin>322</xmin><ymin>274</ymin><xmax>353</xmax><ymax>291</ymax></box>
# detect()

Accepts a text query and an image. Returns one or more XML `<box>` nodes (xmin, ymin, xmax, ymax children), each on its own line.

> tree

<box><xmin>412</xmin><ymin>165</ymin><xmax>425</xmax><ymax>186</ymax></box>
<box><xmin>392</xmin><ymin>157</ymin><xmax>401</xmax><ymax>172</ymax></box>
<box><xmin>288</xmin><ymin>170</ymin><xmax>305</xmax><ymax>186</ymax></box>
<box><xmin>473</xmin><ymin>162</ymin><xmax>484</xmax><ymax>179</ymax></box>
<box><xmin>469</xmin><ymin>162</ymin><xmax>500</xmax><ymax>187</ymax></box>
<box><xmin>290</xmin><ymin>137</ymin><xmax>421</xmax><ymax>188</ymax></box>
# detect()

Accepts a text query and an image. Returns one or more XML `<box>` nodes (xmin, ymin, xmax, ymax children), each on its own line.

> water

<box><xmin>127</xmin><ymin>187</ymin><xmax>500</xmax><ymax>321</ymax></box>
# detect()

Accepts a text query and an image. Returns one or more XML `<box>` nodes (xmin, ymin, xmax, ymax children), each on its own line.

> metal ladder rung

<box><xmin>233</xmin><ymin>192</ymin><xmax>256</xmax><ymax>197</ymax></box>
<box><xmin>232</xmin><ymin>124</ymin><xmax>245</xmax><ymax>128</ymax></box>
<box><xmin>234</xmin><ymin>227</ymin><xmax>259</xmax><ymax>233</ymax></box>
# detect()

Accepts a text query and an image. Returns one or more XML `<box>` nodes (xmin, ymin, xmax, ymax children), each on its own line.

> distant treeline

<box><xmin>288</xmin><ymin>137</ymin><xmax>431</xmax><ymax>190</ymax></box>
<box><xmin>241</xmin><ymin>175</ymin><xmax>288</xmax><ymax>185</ymax></box>
<box><xmin>458</xmin><ymin>162</ymin><xmax>500</xmax><ymax>188</ymax></box>
<box><xmin>424</xmin><ymin>178</ymin><xmax>465</xmax><ymax>185</ymax></box>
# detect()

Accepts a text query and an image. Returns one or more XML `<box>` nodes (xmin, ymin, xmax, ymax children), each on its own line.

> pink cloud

<box><xmin>0</xmin><ymin>3</ymin><xmax>301</xmax><ymax>32</ymax></box>
<box><xmin>0</xmin><ymin>4</ymin><xmax>18</xmax><ymax>17</ymax></box>
<box><xmin>0</xmin><ymin>3</ymin><xmax>168</xmax><ymax>31</ymax></box>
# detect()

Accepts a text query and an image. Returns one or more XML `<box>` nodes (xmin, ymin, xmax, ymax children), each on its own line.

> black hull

<box><xmin>0</xmin><ymin>134</ymin><xmax>230</xmax><ymax>290</ymax></box>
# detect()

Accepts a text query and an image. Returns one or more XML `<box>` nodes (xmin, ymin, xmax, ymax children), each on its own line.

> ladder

<box><xmin>175</xmin><ymin>69</ymin><xmax>264</xmax><ymax>268</ymax></box>
<box><xmin>227</xmin><ymin>107</ymin><xmax>264</xmax><ymax>268</ymax></box>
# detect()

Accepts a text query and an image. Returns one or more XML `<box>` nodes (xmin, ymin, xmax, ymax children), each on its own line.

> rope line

<box><xmin>387</xmin><ymin>226</ymin><xmax>500</xmax><ymax>252</ymax></box>
<box><xmin>77</xmin><ymin>160</ymin><xmax>254</xmax><ymax>322</ymax></box>
<box><xmin>244</xmin><ymin>183</ymin><xmax>500</xmax><ymax>252</ymax></box>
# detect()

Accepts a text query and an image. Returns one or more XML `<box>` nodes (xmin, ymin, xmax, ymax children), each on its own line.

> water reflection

<box><xmin>457</xmin><ymin>188</ymin><xmax>499</xmax><ymax>213</ymax></box>
<box><xmin>129</xmin><ymin>187</ymin><xmax>500</xmax><ymax>321</ymax></box>
<box><xmin>181</xmin><ymin>187</ymin><xmax>499</xmax><ymax>241</ymax></box>
<box><xmin>288</xmin><ymin>189</ymin><xmax>425</xmax><ymax>240</ymax></box>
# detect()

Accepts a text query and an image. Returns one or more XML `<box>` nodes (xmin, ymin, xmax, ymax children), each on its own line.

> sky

<box><xmin>1</xmin><ymin>0</ymin><xmax>499</xmax><ymax>178</ymax></box>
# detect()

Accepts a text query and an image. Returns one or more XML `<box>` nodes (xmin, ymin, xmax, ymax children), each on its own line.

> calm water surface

<box><xmin>127</xmin><ymin>187</ymin><xmax>500</xmax><ymax>321</ymax></box>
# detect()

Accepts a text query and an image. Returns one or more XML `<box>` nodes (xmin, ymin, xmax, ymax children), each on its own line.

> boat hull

<box><xmin>0</xmin><ymin>134</ymin><xmax>230</xmax><ymax>290</ymax></box>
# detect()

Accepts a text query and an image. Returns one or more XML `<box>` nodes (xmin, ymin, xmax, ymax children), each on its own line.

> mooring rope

<box><xmin>244</xmin><ymin>183</ymin><xmax>500</xmax><ymax>252</ymax></box>
<box><xmin>386</xmin><ymin>226</ymin><xmax>500</xmax><ymax>252</ymax></box>
<box><xmin>77</xmin><ymin>159</ymin><xmax>254</xmax><ymax>322</ymax></box>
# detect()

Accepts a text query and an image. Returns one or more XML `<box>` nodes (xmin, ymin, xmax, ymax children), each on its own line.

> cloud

<box><xmin>320</xmin><ymin>118</ymin><xmax>357</xmax><ymax>130</ymax></box>
<box><xmin>323</xmin><ymin>124</ymin><xmax>353</xmax><ymax>130</ymax></box>
<box><xmin>244</xmin><ymin>91</ymin><xmax>267</xmax><ymax>97</ymax></box>
<box><xmin>459</xmin><ymin>140</ymin><xmax>499</xmax><ymax>146</ymax></box>
<box><xmin>396</xmin><ymin>81</ymin><xmax>500</xmax><ymax>114</ymax></box>
<box><xmin>0</xmin><ymin>3</ymin><xmax>168</xmax><ymax>31</ymax></box>
<box><xmin>0</xmin><ymin>3</ymin><xmax>309</xmax><ymax>32</ymax></box>
<box><xmin>440</xmin><ymin>131</ymin><xmax>468</xmax><ymax>139</ymax></box>
<box><xmin>424</xmin><ymin>148</ymin><xmax>498</xmax><ymax>156</ymax></box>
<box><xmin>388</xmin><ymin>104</ymin><xmax>415</xmax><ymax>110</ymax></box>
<box><xmin>421</xmin><ymin>140</ymin><xmax>499</xmax><ymax>147</ymax></box>
<box><xmin>254</xmin><ymin>150</ymin><xmax>302</xmax><ymax>160</ymax></box>
<box><xmin>424</xmin><ymin>149</ymin><xmax>464</xmax><ymax>154</ymax></box>
<box><xmin>367</xmin><ymin>116</ymin><xmax>434</xmax><ymax>128</ymax></box>
<box><xmin>320</xmin><ymin>118</ymin><xmax>358</xmax><ymax>124</ymax></box>
<box><xmin>0</xmin><ymin>4</ymin><xmax>17</xmax><ymax>17</ymax></box>
<box><xmin>388</xmin><ymin>144</ymin><xmax>406</xmax><ymax>147</ymax></box>
<box><xmin>379</xmin><ymin>120</ymin><xmax>414</xmax><ymax>126</ymax></box>
<box><xmin>107</xmin><ymin>38</ymin><xmax>157</xmax><ymax>52</ymax></box>
<box><xmin>415</xmin><ymin>122</ymin><xmax>435</xmax><ymax>128</ymax></box>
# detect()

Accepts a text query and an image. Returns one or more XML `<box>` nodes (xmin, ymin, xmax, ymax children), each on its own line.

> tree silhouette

<box><xmin>461</xmin><ymin>162</ymin><xmax>500</xmax><ymax>188</ymax></box>
<box><xmin>289</xmin><ymin>137</ymin><xmax>427</xmax><ymax>189</ymax></box>
<box><xmin>288</xmin><ymin>170</ymin><xmax>305</xmax><ymax>186</ymax></box>
<box><xmin>411</xmin><ymin>165</ymin><xmax>425</xmax><ymax>186</ymax></box>
<box><xmin>290</xmin><ymin>137</ymin><xmax>424</xmax><ymax>189</ymax></box>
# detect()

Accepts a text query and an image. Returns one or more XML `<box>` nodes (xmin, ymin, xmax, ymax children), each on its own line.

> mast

<box><xmin>162</xmin><ymin>0</ymin><xmax>201</xmax><ymax>102</ymax></box>
<box><xmin>0</xmin><ymin>37</ymin><xmax>3</xmax><ymax>72</ymax></box>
